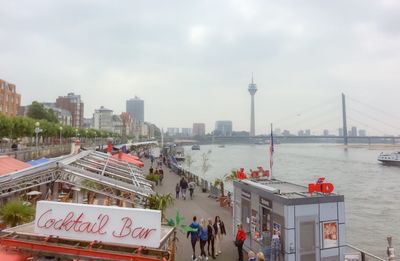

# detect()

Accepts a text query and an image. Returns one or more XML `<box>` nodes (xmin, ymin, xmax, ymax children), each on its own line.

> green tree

<box><xmin>0</xmin><ymin>200</ymin><xmax>35</xmax><ymax>227</ymax></box>
<box><xmin>0</xmin><ymin>113</ymin><xmax>11</xmax><ymax>139</ymax></box>
<box><xmin>26</xmin><ymin>101</ymin><xmax>58</xmax><ymax>123</ymax></box>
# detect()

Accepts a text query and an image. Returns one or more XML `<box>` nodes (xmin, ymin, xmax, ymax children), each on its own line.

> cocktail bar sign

<box><xmin>34</xmin><ymin>201</ymin><xmax>161</xmax><ymax>248</ymax></box>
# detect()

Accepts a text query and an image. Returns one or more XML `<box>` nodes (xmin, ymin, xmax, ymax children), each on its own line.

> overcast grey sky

<box><xmin>1</xmin><ymin>0</ymin><xmax>400</xmax><ymax>135</ymax></box>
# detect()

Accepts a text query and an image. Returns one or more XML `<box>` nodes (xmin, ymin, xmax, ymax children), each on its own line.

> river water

<box><xmin>182</xmin><ymin>143</ymin><xmax>400</xmax><ymax>257</ymax></box>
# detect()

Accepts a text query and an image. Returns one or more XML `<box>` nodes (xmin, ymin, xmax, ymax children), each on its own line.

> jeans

<box><xmin>189</xmin><ymin>188</ymin><xmax>194</xmax><ymax>199</ymax></box>
<box><xmin>200</xmin><ymin>239</ymin><xmax>207</xmax><ymax>257</ymax></box>
<box><xmin>181</xmin><ymin>188</ymin><xmax>187</xmax><ymax>199</ymax></box>
<box><xmin>207</xmin><ymin>235</ymin><xmax>215</xmax><ymax>257</ymax></box>
<box><xmin>191</xmin><ymin>239</ymin><xmax>197</xmax><ymax>259</ymax></box>
<box><xmin>270</xmin><ymin>238</ymin><xmax>280</xmax><ymax>261</ymax></box>
<box><xmin>237</xmin><ymin>240</ymin><xmax>244</xmax><ymax>261</ymax></box>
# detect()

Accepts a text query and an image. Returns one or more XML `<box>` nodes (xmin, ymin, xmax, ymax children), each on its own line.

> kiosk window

<box><xmin>262</xmin><ymin>207</ymin><xmax>271</xmax><ymax>232</ymax></box>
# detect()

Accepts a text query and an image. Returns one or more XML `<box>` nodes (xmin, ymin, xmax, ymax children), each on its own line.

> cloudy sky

<box><xmin>1</xmin><ymin>0</ymin><xmax>400</xmax><ymax>135</ymax></box>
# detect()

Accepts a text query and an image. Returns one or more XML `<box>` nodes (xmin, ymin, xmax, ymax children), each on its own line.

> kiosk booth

<box><xmin>233</xmin><ymin>178</ymin><xmax>345</xmax><ymax>261</ymax></box>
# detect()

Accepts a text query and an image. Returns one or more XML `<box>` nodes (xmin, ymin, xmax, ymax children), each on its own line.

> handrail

<box><xmin>346</xmin><ymin>244</ymin><xmax>386</xmax><ymax>261</ymax></box>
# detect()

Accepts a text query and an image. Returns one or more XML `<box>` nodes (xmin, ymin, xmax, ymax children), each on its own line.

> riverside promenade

<box><xmin>143</xmin><ymin>159</ymin><xmax>242</xmax><ymax>261</ymax></box>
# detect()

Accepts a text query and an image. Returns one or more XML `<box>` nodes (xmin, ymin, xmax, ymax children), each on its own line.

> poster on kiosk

<box><xmin>34</xmin><ymin>201</ymin><xmax>162</xmax><ymax>248</ymax></box>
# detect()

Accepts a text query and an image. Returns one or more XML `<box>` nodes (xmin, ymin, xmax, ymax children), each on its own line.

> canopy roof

<box><xmin>0</xmin><ymin>156</ymin><xmax>31</xmax><ymax>176</ymax></box>
<box><xmin>112</xmin><ymin>152</ymin><xmax>144</xmax><ymax>167</ymax></box>
<box><xmin>0</xmin><ymin>150</ymin><xmax>153</xmax><ymax>205</ymax></box>
<box><xmin>26</xmin><ymin>157</ymin><xmax>50</xmax><ymax>166</ymax></box>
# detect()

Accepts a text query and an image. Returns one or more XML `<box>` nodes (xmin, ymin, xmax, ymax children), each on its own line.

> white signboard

<box><xmin>34</xmin><ymin>201</ymin><xmax>161</xmax><ymax>248</ymax></box>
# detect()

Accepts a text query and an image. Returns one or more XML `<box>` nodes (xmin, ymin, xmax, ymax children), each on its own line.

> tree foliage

<box><xmin>0</xmin><ymin>200</ymin><xmax>35</xmax><ymax>227</ymax></box>
<box><xmin>26</xmin><ymin>101</ymin><xmax>58</xmax><ymax>123</ymax></box>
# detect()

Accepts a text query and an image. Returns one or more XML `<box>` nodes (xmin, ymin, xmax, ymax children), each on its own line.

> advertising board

<box><xmin>34</xmin><ymin>201</ymin><xmax>161</xmax><ymax>248</ymax></box>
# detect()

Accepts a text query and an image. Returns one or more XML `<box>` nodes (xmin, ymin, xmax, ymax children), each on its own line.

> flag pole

<box><xmin>269</xmin><ymin>123</ymin><xmax>274</xmax><ymax>180</ymax></box>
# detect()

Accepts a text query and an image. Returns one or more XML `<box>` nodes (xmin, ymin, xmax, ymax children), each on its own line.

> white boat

<box><xmin>191</xmin><ymin>144</ymin><xmax>200</xmax><ymax>150</ymax></box>
<box><xmin>378</xmin><ymin>151</ymin><xmax>400</xmax><ymax>166</ymax></box>
<box><xmin>175</xmin><ymin>146</ymin><xmax>185</xmax><ymax>161</ymax></box>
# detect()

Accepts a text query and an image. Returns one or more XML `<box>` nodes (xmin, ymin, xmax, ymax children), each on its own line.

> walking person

<box><xmin>189</xmin><ymin>179</ymin><xmax>196</xmax><ymax>200</ymax></box>
<box><xmin>207</xmin><ymin>218</ymin><xmax>216</xmax><ymax>259</ymax></box>
<box><xmin>175</xmin><ymin>183</ymin><xmax>180</xmax><ymax>199</ymax></box>
<box><xmin>236</xmin><ymin>224</ymin><xmax>246</xmax><ymax>261</ymax></box>
<box><xmin>187</xmin><ymin>216</ymin><xmax>200</xmax><ymax>261</ymax></box>
<box><xmin>199</xmin><ymin>219</ymin><xmax>209</xmax><ymax>260</ymax></box>
<box><xmin>256</xmin><ymin>252</ymin><xmax>265</xmax><ymax>261</ymax></box>
<box><xmin>213</xmin><ymin>216</ymin><xmax>226</xmax><ymax>256</ymax></box>
<box><xmin>159</xmin><ymin>168</ymin><xmax>164</xmax><ymax>185</ymax></box>
<box><xmin>180</xmin><ymin>177</ymin><xmax>188</xmax><ymax>200</ymax></box>
<box><xmin>270</xmin><ymin>231</ymin><xmax>281</xmax><ymax>261</ymax></box>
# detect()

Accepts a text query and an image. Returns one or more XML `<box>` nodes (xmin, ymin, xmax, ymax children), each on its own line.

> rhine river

<box><xmin>182</xmin><ymin>143</ymin><xmax>400</xmax><ymax>257</ymax></box>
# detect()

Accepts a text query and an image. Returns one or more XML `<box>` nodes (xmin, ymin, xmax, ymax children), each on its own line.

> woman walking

<box><xmin>236</xmin><ymin>224</ymin><xmax>246</xmax><ymax>261</ymax></box>
<box><xmin>213</xmin><ymin>216</ymin><xmax>226</xmax><ymax>256</ymax></box>
<box><xmin>199</xmin><ymin>218</ymin><xmax>209</xmax><ymax>260</ymax></box>
<box><xmin>187</xmin><ymin>216</ymin><xmax>200</xmax><ymax>260</ymax></box>
<box><xmin>207</xmin><ymin>218</ymin><xmax>216</xmax><ymax>259</ymax></box>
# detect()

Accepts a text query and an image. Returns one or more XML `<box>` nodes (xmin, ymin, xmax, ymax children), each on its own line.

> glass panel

<box><xmin>300</xmin><ymin>220</ymin><xmax>316</xmax><ymax>261</ymax></box>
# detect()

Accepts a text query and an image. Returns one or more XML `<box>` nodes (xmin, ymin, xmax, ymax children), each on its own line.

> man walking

<box><xmin>180</xmin><ymin>177</ymin><xmax>188</xmax><ymax>200</ymax></box>
<box><xmin>189</xmin><ymin>179</ymin><xmax>196</xmax><ymax>200</ymax></box>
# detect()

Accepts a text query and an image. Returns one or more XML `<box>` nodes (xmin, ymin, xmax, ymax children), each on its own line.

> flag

<box><xmin>269</xmin><ymin>123</ymin><xmax>274</xmax><ymax>178</ymax></box>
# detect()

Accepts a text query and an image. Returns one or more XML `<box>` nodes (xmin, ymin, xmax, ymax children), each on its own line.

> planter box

<box><xmin>219</xmin><ymin>196</ymin><xmax>227</xmax><ymax>207</ymax></box>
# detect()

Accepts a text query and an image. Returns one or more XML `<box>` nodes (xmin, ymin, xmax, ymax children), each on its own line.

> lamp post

<box><xmin>34</xmin><ymin>122</ymin><xmax>41</xmax><ymax>157</ymax></box>
<box><xmin>59</xmin><ymin>126</ymin><xmax>63</xmax><ymax>148</ymax></box>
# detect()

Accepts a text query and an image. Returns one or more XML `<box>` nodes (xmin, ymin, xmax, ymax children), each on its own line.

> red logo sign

<box><xmin>308</xmin><ymin>177</ymin><xmax>334</xmax><ymax>194</ymax></box>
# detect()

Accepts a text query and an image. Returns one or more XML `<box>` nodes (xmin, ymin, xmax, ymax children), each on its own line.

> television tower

<box><xmin>248</xmin><ymin>74</ymin><xmax>257</xmax><ymax>136</ymax></box>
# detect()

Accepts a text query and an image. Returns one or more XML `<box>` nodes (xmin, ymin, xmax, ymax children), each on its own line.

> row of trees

<box><xmin>0</xmin><ymin>113</ymin><xmax>118</xmax><ymax>142</ymax></box>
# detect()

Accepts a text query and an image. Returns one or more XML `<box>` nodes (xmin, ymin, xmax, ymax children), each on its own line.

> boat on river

<box><xmin>191</xmin><ymin>144</ymin><xmax>200</xmax><ymax>150</ymax></box>
<box><xmin>174</xmin><ymin>146</ymin><xmax>185</xmax><ymax>161</ymax></box>
<box><xmin>378</xmin><ymin>151</ymin><xmax>400</xmax><ymax>166</ymax></box>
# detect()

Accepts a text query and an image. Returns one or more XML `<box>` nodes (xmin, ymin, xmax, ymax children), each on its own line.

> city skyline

<box><xmin>1</xmin><ymin>1</ymin><xmax>400</xmax><ymax>135</ymax></box>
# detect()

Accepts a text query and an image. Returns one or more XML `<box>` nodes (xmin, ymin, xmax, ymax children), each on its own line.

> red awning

<box><xmin>0</xmin><ymin>156</ymin><xmax>31</xmax><ymax>176</ymax></box>
<box><xmin>112</xmin><ymin>153</ymin><xmax>144</xmax><ymax>168</ymax></box>
<box><xmin>0</xmin><ymin>247</ymin><xmax>30</xmax><ymax>261</ymax></box>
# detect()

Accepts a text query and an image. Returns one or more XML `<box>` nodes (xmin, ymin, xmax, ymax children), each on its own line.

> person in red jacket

<box><xmin>236</xmin><ymin>223</ymin><xmax>246</xmax><ymax>261</ymax></box>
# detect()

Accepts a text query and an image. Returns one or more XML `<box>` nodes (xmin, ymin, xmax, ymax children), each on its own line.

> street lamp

<box><xmin>34</xmin><ymin>122</ymin><xmax>42</xmax><ymax>156</ymax></box>
<box><xmin>59</xmin><ymin>126</ymin><xmax>63</xmax><ymax>146</ymax></box>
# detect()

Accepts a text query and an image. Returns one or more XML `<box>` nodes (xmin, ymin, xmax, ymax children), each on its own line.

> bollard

<box><xmin>387</xmin><ymin>236</ymin><xmax>395</xmax><ymax>261</ymax></box>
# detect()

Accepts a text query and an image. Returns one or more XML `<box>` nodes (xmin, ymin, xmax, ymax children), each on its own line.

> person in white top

<box><xmin>213</xmin><ymin>216</ymin><xmax>226</xmax><ymax>256</ymax></box>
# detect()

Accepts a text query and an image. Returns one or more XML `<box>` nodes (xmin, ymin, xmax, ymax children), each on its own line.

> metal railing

<box><xmin>345</xmin><ymin>244</ymin><xmax>386</xmax><ymax>261</ymax></box>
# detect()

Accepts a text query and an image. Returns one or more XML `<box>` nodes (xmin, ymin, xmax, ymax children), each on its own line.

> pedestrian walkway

<box><xmin>143</xmin><ymin>159</ymin><xmax>241</xmax><ymax>261</ymax></box>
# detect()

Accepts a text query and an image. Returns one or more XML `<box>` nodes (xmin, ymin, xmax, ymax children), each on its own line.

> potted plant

<box><xmin>200</xmin><ymin>150</ymin><xmax>212</xmax><ymax>192</ymax></box>
<box><xmin>0</xmin><ymin>200</ymin><xmax>35</xmax><ymax>228</ymax></box>
<box><xmin>146</xmin><ymin>193</ymin><xmax>174</xmax><ymax>221</ymax></box>
<box><xmin>214</xmin><ymin>178</ymin><xmax>226</xmax><ymax>207</ymax></box>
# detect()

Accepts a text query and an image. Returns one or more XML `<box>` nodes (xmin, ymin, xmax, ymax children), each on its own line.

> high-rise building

<box><xmin>93</xmin><ymin>106</ymin><xmax>113</xmax><ymax>131</ymax></box>
<box><xmin>298</xmin><ymin>130</ymin><xmax>304</xmax><ymax>136</ymax></box>
<box><xmin>0</xmin><ymin>79</ymin><xmax>21</xmax><ymax>117</ymax></box>
<box><xmin>338</xmin><ymin>128</ymin><xmax>343</xmax><ymax>136</ymax></box>
<box><xmin>126</xmin><ymin>96</ymin><xmax>144</xmax><ymax>122</ymax></box>
<box><xmin>42</xmin><ymin>103</ymin><xmax>72</xmax><ymax>126</ymax></box>
<box><xmin>55</xmin><ymin>93</ymin><xmax>84</xmax><ymax>127</ymax></box>
<box><xmin>359</xmin><ymin>129</ymin><xmax>366</xmax><ymax>137</ymax></box>
<box><xmin>282</xmin><ymin>130</ymin><xmax>290</xmax><ymax>136</ymax></box>
<box><xmin>193</xmin><ymin>123</ymin><xmax>206</xmax><ymax>136</ymax></box>
<box><xmin>351</xmin><ymin>126</ymin><xmax>357</xmax><ymax>137</ymax></box>
<box><xmin>305</xmin><ymin>129</ymin><xmax>311</xmax><ymax>136</ymax></box>
<box><xmin>181</xmin><ymin>128</ymin><xmax>192</xmax><ymax>137</ymax></box>
<box><xmin>167</xmin><ymin>128</ymin><xmax>180</xmax><ymax>136</ymax></box>
<box><xmin>323</xmin><ymin>129</ymin><xmax>329</xmax><ymax>136</ymax></box>
<box><xmin>215</xmin><ymin>120</ymin><xmax>233</xmax><ymax>136</ymax></box>
<box><xmin>248</xmin><ymin>76</ymin><xmax>257</xmax><ymax>136</ymax></box>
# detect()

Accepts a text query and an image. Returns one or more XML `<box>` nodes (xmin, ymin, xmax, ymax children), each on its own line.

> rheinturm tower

<box><xmin>248</xmin><ymin>75</ymin><xmax>257</xmax><ymax>136</ymax></box>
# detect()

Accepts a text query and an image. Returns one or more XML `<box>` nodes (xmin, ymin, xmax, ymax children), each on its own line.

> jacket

<box><xmin>207</xmin><ymin>224</ymin><xmax>214</xmax><ymax>239</ymax></box>
<box><xmin>236</xmin><ymin>228</ymin><xmax>246</xmax><ymax>241</ymax></box>
<box><xmin>213</xmin><ymin>221</ymin><xmax>226</xmax><ymax>235</ymax></box>
<box><xmin>199</xmin><ymin>226</ymin><xmax>208</xmax><ymax>241</ymax></box>
<box><xmin>187</xmin><ymin>221</ymin><xmax>200</xmax><ymax>241</ymax></box>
